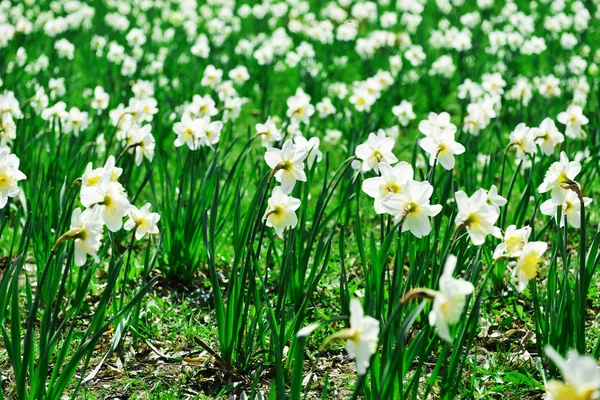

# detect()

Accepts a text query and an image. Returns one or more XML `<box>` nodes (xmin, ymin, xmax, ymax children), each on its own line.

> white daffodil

<box><xmin>418</xmin><ymin>111</ymin><xmax>453</xmax><ymax>137</ymax></box>
<box><xmin>545</xmin><ymin>346</ymin><xmax>600</xmax><ymax>400</ymax></box>
<box><xmin>90</xmin><ymin>86</ymin><xmax>110</xmax><ymax>112</ymax></box>
<box><xmin>486</xmin><ymin>185</ymin><xmax>507</xmax><ymax>212</ymax></box>
<box><xmin>419</xmin><ymin>126</ymin><xmax>465</xmax><ymax>170</ymax></box>
<box><xmin>538</xmin><ymin>151</ymin><xmax>581</xmax><ymax>205</ymax></box>
<box><xmin>81</xmin><ymin>156</ymin><xmax>123</xmax><ymax>191</ymax></box>
<box><xmin>540</xmin><ymin>191</ymin><xmax>592</xmax><ymax>228</ymax></box>
<box><xmin>128</xmin><ymin>124</ymin><xmax>155</xmax><ymax>166</ymax></box>
<box><xmin>392</xmin><ymin>100</ymin><xmax>416</xmax><ymax>127</ymax></box>
<box><xmin>0</xmin><ymin>113</ymin><xmax>16</xmax><ymax>146</ymax></box>
<box><xmin>80</xmin><ymin>175</ymin><xmax>131</xmax><ymax>232</ymax></box>
<box><xmin>264</xmin><ymin>139</ymin><xmax>308</xmax><ymax>194</ymax></box>
<box><xmin>349</xmin><ymin>87</ymin><xmax>376</xmax><ymax>112</ymax></box>
<box><xmin>198</xmin><ymin>117</ymin><xmax>223</xmax><ymax>147</ymax></box>
<box><xmin>362</xmin><ymin>162</ymin><xmax>414</xmax><ymax>214</ymax></box>
<box><xmin>508</xmin><ymin>123</ymin><xmax>536</xmax><ymax>162</ymax></box>
<box><xmin>286</xmin><ymin>88</ymin><xmax>314</xmax><ymax>125</ymax></box>
<box><xmin>69</xmin><ymin>207</ymin><xmax>103</xmax><ymax>267</ymax></box>
<box><xmin>0</xmin><ymin>148</ymin><xmax>26</xmax><ymax>209</ymax></box>
<box><xmin>512</xmin><ymin>241</ymin><xmax>547</xmax><ymax>292</ymax></box>
<box><xmin>316</xmin><ymin>97</ymin><xmax>336</xmax><ymax>118</ymax></box>
<box><xmin>124</xmin><ymin>203</ymin><xmax>160</xmax><ymax>240</ymax></box>
<box><xmin>63</xmin><ymin>107</ymin><xmax>90</xmax><ymax>137</ymax></box>
<box><xmin>263</xmin><ymin>186</ymin><xmax>301</xmax><ymax>238</ymax></box>
<box><xmin>534</xmin><ymin>118</ymin><xmax>564</xmax><ymax>156</ymax></box>
<box><xmin>557</xmin><ymin>105</ymin><xmax>589</xmax><ymax>139</ymax></box>
<box><xmin>355</xmin><ymin>129</ymin><xmax>398</xmax><ymax>173</ymax></box>
<box><xmin>382</xmin><ymin>180</ymin><xmax>443</xmax><ymax>238</ymax></box>
<box><xmin>493</xmin><ymin>225</ymin><xmax>531</xmax><ymax>259</ymax></box>
<box><xmin>322</xmin><ymin>299</ymin><xmax>379</xmax><ymax>376</ymax></box>
<box><xmin>455</xmin><ymin>189</ymin><xmax>502</xmax><ymax>245</ymax></box>
<box><xmin>173</xmin><ymin>114</ymin><xmax>203</xmax><ymax>150</ymax></box>
<box><xmin>255</xmin><ymin>117</ymin><xmax>282</xmax><ymax>149</ymax></box>
<box><xmin>293</xmin><ymin>135</ymin><xmax>322</xmax><ymax>169</ymax></box>
<box><xmin>429</xmin><ymin>255</ymin><xmax>474</xmax><ymax>342</ymax></box>
<box><xmin>346</xmin><ymin>299</ymin><xmax>380</xmax><ymax>375</ymax></box>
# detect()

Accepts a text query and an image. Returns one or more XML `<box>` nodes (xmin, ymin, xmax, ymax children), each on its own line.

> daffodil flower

<box><xmin>361</xmin><ymin>162</ymin><xmax>414</xmax><ymax>214</ymax></box>
<box><xmin>264</xmin><ymin>139</ymin><xmax>308</xmax><ymax>194</ymax></box>
<box><xmin>557</xmin><ymin>105</ymin><xmax>589</xmax><ymax>139</ymax></box>
<box><xmin>512</xmin><ymin>241</ymin><xmax>547</xmax><ymax>292</ymax></box>
<box><xmin>540</xmin><ymin>191</ymin><xmax>592</xmax><ymax>228</ymax></box>
<box><xmin>0</xmin><ymin>147</ymin><xmax>26</xmax><ymax>209</ymax></box>
<box><xmin>382</xmin><ymin>180</ymin><xmax>442</xmax><ymax>238</ymax></box>
<box><xmin>322</xmin><ymin>299</ymin><xmax>380</xmax><ymax>375</ymax></box>
<box><xmin>534</xmin><ymin>118</ymin><xmax>564</xmax><ymax>156</ymax></box>
<box><xmin>255</xmin><ymin>117</ymin><xmax>282</xmax><ymax>149</ymax></box>
<box><xmin>124</xmin><ymin>203</ymin><xmax>161</xmax><ymax>240</ymax></box>
<box><xmin>493</xmin><ymin>225</ymin><xmax>531</xmax><ymax>259</ymax></box>
<box><xmin>80</xmin><ymin>174</ymin><xmax>131</xmax><ymax>232</ymax></box>
<box><xmin>419</xmin><ymin>126</ymin><xmax>465</xmax><ymax>170</ymax></box>
<box><xmin>454</xmin><ymin>189</ymin><xmax>502</xmax><ymax>245</ymax></box>
<box><xmin>429</xmin><ymin>255</ymin><xmax>474</xmax><ymax>342</ymax></box>
<box><xmin>538</xmin><ymin>151</ymin><xmax>581</xmax><ymax>205</ymax></box>
<box><xmin>403</xmin><ymin>256</ymin><xmax>474</xmax><ymax>343</ymax></box>
<box><xmin>263</xmin><ymin>186</ymin><xmax>301</xmax><ymax>238</ymax></box>
<box><xmin>355</xmin><ymin>129</ymin><xmax>398</xmax><ymax>173</ymax></box>
<box><xmin>545</xmin><ymin>345</ymin><xmax>600</xmax><ymax>400</ymax></box>
<box><xmin>64</xmin><ymin>207</ymin><xmax>103</xmax><ymax>267</ymax></box>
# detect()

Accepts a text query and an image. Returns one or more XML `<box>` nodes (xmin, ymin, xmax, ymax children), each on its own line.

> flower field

<box><xmin>1</xmin><ymin>0</ymin><xmax>600</xmax><ymax>398</ymax></box>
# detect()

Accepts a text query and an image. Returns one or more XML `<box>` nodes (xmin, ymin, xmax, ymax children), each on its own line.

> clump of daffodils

<box><xmin>357</xmin><ymin>129</ymin><xmax>442</xmax><ymax>238</ymax></box>
<box><xmin>55</xmin><ymin>155</ymin><xmax>160</xmax><ymax>266</ymax></box>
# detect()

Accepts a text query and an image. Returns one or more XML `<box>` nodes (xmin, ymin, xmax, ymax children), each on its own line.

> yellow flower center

<box><xmin>0</xmin><ymin>172</ymin><xmax>10</xmax><ymax>189</ymax></box>
<box><xmin>103</xmin><ymin>194</ymin><xmax>113</xmax><ymax>208</ymax></box>
<box><xmin>505</xmin><ymin>236</ymin><xmax>524</xmax><ymax>254</ymax></box>
<box><xmin>464</xmin><ymin>212</ymin><xmax>480</xmax><ymax>227</ymax></box>
<box><xmin>87</xmin><ymin>176</ymin><xmax>101</xmax><ymax>186</ymax></box>
<box><xmin>405</xmin><ymin>201</ymin><xmax>420</xmax><ymax>215</ymax></box>
<box><xmin>437</xmin><ymin>143</ymin><xmax>448</xmax><ymax>155</ymax></box>
<box><xmin>279</xmin><ymin>160</ymin><xmax>292</xmax><ymax>171</ymax></box>
<box><xmin>558</xmin><ymin>172</ymin><xmax>571</xmax><ymax>186</ymax></box>
<box><xmin>372</xmin><ymin>150</ymin><xmax>383</xmax><ymax>162</ymax></box>
<box><xmin>385</xmin><ymin>183</ymin><xmax>401</xmax><ymax>194</ymax></box>
<box><xmin>520</xmin><ymin>252</ymin><xmax>541</xmax><ymax>280</ymax></box>
<box><xmin>564</xmin><ymin>200</ymin><xmax>574</xmax><ymax>212</ymax></box>
<box><xmin>439</xmin><ymin>300</ymin><xmax>452</xmax><ymax>318</ymax></box>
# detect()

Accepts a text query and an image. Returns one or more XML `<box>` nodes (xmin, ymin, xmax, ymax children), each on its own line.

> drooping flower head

<box><xmin>429</xmin><ymin>255</ymin><xmax>474</xmax><ymax>342</ymax></box>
